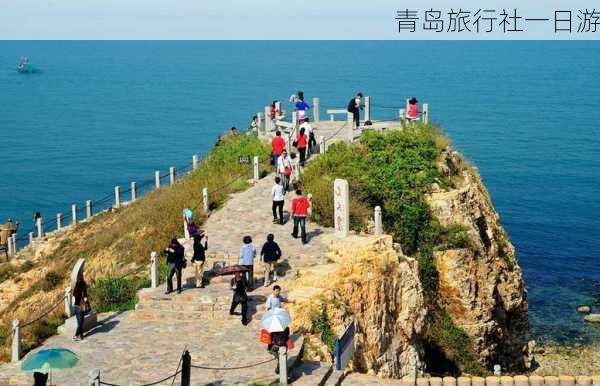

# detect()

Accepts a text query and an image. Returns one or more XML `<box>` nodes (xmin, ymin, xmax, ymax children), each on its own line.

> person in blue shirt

<box><xmin>239</xmin><ymin>235</ymin><xmax>257</xmax><ymax>288</ymax></box>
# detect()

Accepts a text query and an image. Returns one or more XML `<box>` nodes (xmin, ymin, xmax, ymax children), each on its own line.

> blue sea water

<box><xmin>0</xmin><ymin>41</ymin><xmax>598</xmax><ymax>343</ymax></box>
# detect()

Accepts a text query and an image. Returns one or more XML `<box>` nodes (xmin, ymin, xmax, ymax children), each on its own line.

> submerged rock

<box><xmin>576</xmin><ymin>305</ymin><xmax>591</xmax><ymax>314</ymax></box>
<box><xmin>583</xmin><ymin>314</ymin><xmax>600</xmax><ymax>323</ymax></box>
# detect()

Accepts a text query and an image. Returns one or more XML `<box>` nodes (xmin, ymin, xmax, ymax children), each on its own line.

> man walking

<box><xmin>261</xmin><ymin>234</ymin><xmax>282</xmax><ymax>286</ymax></box>
<box><xmin>164</xmin><ymin>238</ymin><xmax>185</xmax><ymax>294</ymax></box>
<box><xmin>291</xmin><ymin>189</ymin><xmax>310</xmax><ymax>244</ymax></box>
<box><xmin>239</xmin><ymin>235</ymin><xmax>256</xmax><ymax>288</ymax></box>
<box><xmin>272</xmin><ymin>176</ymin><xmax>285</xmax><ymax>225</ymax></box>
<box><xmin>347</xmin><ymin>92</ymin><xmax>363</xmax><ymax>129</ymax></box>
<box><xmin>271</xmin><ymin>131</ymin><xmax>286</xmax><ymax>170</ymax></box>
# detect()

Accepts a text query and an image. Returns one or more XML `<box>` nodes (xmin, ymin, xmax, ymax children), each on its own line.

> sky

<box><xmin>1</xmin><ymin>0</ymin><xmax>600</xmax><ymax>40</ymax></box>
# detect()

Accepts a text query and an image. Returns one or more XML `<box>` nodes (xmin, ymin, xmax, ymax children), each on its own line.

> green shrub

<box><xmin>309</xmin><ymin>305</ymin><xmax>337</xmax><ymax>357</ymax></box>
<box><xmin>89</xmin><ymin>276</ymin><xmax>147</xmax><ymax>313</ymax></box>
<box><xmin>40</xmin><ymin>271</ymin><xmax>64</xmax><ymax>291</ymax></box>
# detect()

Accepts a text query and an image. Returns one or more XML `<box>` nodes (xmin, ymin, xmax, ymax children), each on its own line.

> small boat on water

<box><xmin>17</xmin><ymin>57</ymin><xmax>38</xmax><ymax>74</ymax></box>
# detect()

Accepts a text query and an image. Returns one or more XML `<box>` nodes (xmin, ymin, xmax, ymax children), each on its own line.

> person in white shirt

<box><xmin>277</xmin><ymin>149</ymin><xmax>293</xmax><ymax>192</ymax></box>
<box><xmin>265</xmin><ymin>285</ymin><xmax>294</xmax><ymax>310</ymax></box>
<box><xmin>271</xmin><ymin>177</ymin><xmax>285</xmax><ymax>225</ymax></box>
<box><xmin>300</xmin><ymin>119</ymin><xmax>317</xmax><ymax>156</ymax></box>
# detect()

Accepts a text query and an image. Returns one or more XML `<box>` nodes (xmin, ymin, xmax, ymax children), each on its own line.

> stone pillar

<box><xmin>292</xmin><ymin>111</ymin><xmax>298</xmax><ymax>128</ymax></box>
<box><xmin>265</xmin><ymin>106</ymin><xmax>272</xmax><ymax>131</ymax></box>
<box><xmin>500</xmin><ymin>376</ymin><xmax>513</xmax><ymax>386</ymax></box>
<box><xmin>181</xmin><ymin>350</ymin><xmax>191</xmax><ymax>386</ymax></box>
<box><xmin>150</xmin><ymin>252</ymin><xmax>159</xmax><ymax>289</ymax></box>
<box><xmin>347</xmin><ymin>120</ymin><xmax>354</xmax><ymax>143</ymax></box>
<box><xmin>72</xmin><ymin>204</ymin><xmax>78</xmax><ymax>225</ymax></box>
<box><xmin>313</xmin><ymin>97</ymin><xmax>320</xmax><ymax>122</ymax></box>
<box><xmin>430</xmin><ymin>378</ymin><xmax>443</xmax><ymax>386</ymax></box>
<box><xmin>114</xmin><ymin>186</ymin><xmax>121</xmax><ymax>208</ymax></box>
<box><xmin>183</xmin><ymin>217</ymin><xmax>190</xmax><ymax>239</ymax></box>
<box><xmin>29</xmin><ymin>232</ymin><xmax>34</xmax><ymax>244</ymax></box>
<box><xmin>528</xmin><ymin>376</ymin><xmax>544</xmax><ymax>386</ymax></box>
<box><xmin>423</xmin><ymin>103</ymin><xmax>430</xmax><ymax>124</ymax></box>
<box><xmin>486</xmin><ymin>377</ymin><xmax>500</xmax><ymax>386</ymax></box>
<box><xmin>443</xmin><ymin>377</ymin><xmax>457</xmax><ymax>386</ymax></box>
<box><xmin>257</xmin><ymin>112</ymin><xmax>265</xmax><ymax>132</ymax></box>
<box><xmin>319</xmin><ymin>136</ymin><xmax>325</xmax><ymax>154</ymax></box>
<box><xmin>131</xmin><ymin>182</ymin><xmax>137</xmax><ymax>202</ymax></box>
<box><xmin>11</xmin><ymin>234</ymin><xmax>17</xmax><ymax>255</ymax></box>
<box><xmin>472</xmin><ymin>378</ymin><xmax>486</xmax><ymax>386</ymax></box>
<box><xmin>192</xmin><ymin>154</ymin><xmax>199</xmax><ymax>170</ymax></box>
<box><xmin>36</xmin><ymin>217</ymin><xmax>43</xmax><ymax>239</ymax></box>
<box><xmin>86</xmin><ymin>200</ymin><xmax>92</xmax><ymax>219</ymax></box>
<box><xmin>253</xmin><ymin>156</ymin><xmax>260</xmax><ymax>182</ymax></box>
<box><xmin>513</xmin><ymin>376</ymin><xmax>528</xmax><ymax>386</ymax></box>
<box><xmin>155</xmin><ymin>171</ymin><xmax>161</xmax><ymax>189</ymax></box>
<box><xmin>64</xmin><ymin>286</ymin><xmax>73</xmax><ymax>317</ymax></box>
<box><xmin>169</xmin><ymin>167</ymin><xmax>176</xmax><ymax>186</ymax></box>
<box><xmin>364</xmin><ymin>96</ymin><xmax>371</xmax><ymax>122</ymax></box>
<box><xmin>203</xmin><ymin>187</ymin><xmax>209</xmax><ymax>215</ymax></box>
<box><xmin>399</xmin><ymin>108</ymin><xmax>406</xmax><ymax>122</ymax></box>
<box><xmin>458</xmin><ymin>377</ymin><xmax>472</xmax><ymax>386</ymax></box>
<box><xmin>334</xmin><ymin>179</ymin><xmax>350</xmax><ymax>238</ymax></box>
<box><xmin>417</xmin><ymin>379</ymin><xmax>430</xmax><ymax>386</ymax></box>
<box><xmin>575</xmin><ymin>376</ymin><xmax>591</xmax><ymax>386</ymax></box>
<box><xmin>278</xmin><ymin>346</ymin><xmax>288</xmax><ymax>386</ymax></box>
<box><xmin>374</xmin><ymin>206</ymin><xmax>383</xmax><ymax>235</ymax></box>
<box><xmin>11</xmin><ymin>319</ymin><xmax>20</xmax><ymax>362</ymax></box>
<box><xmin>88</xmin><ymin>369</ymin><xmax>100</xmax><ymax>386</ymax></box>
<box><xmin>347</xmin><ymin>111</ymin><xmax>353</xmax><ymax>125</ymax></box>
<box><xmin>57</xmin><ymin>213</ymin><xmax>63</xmax><ymax>231</ymax></box>
<box><xmin>545</xmin><ymin>377</ymin><xmax>559</xmax><ymax>386</ymax></box>
<box><xmin>7</xmin><ymin>235</ymin><xmax>13</xmax><ymax>255</ymax></box>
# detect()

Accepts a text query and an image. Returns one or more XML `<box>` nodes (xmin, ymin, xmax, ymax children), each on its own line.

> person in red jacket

<box><xmin>295</xmin><ymin>127</ymin><xmax>308</xmax><ymax>167</ymax></box>
<box><xmin>291</xmin><ymin>189</ymin><xmax>310</xmax><ymax>244</ymax></box>
<box><xmin>271</xmin><ymin>131</ymin><xmax>286</xmax><ymax>169</ymax></box>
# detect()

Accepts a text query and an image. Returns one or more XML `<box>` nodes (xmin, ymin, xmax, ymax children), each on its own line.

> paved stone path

<box><xmin>0</xmin><ymin>170</ymin><xmax>334</xmax><ymax>386</ymax></box>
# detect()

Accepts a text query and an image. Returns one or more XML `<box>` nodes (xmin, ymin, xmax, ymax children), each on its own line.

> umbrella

<box><xmin>218</xmin><ymin>264</ymin><xmax>249</xmax><ymax>276</ymax></box>
<box><xmin>261</xmin><ymin>308</ymin><xmax>292</xmax><ymax>332</ymax></box>
<box><xmin>21</xmin><ymin>348</ymin><xmax>79</xmax><ymax>373</ymax></box>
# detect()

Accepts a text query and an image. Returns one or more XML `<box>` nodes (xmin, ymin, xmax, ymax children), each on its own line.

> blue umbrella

<box><xmin>21</xmin><ymin>348</ymin><xmax>79</xmax><ymax>373</ymax></box>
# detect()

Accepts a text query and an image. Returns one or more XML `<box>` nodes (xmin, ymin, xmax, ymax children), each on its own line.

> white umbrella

<box><xmin>261</xmin><ymin>308</ymin><xmax>291</xmax><ymax>332</ymax></box>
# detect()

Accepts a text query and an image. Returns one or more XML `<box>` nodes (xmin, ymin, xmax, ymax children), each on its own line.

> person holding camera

<box><xmin>164</xmin><ymin>238</ymin><xmax>185</xmax><ymax>294</ymax></box>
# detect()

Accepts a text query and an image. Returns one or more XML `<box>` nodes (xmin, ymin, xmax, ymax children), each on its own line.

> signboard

<box><xmin>238</xmin><ymin>155</ymin><xmax>250</xmax><ymax>165</ymax></box>
<box><xmin>335</xmin><ymin>320</ymin><xmax>355</xmax><ymax>371</ymax></box>
<box><xmin>334</xmin><ymin>179</ymin><xmax>349</xmax><ymax>237</ymax></box>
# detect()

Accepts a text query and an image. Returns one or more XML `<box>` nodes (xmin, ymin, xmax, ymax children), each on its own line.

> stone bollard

<box><xmin>514</xmin><ymin>376</ymin><xmax>528</xmax><ymax>386</ymax></box>
<box><xmin>150</xmin><ymin>252</ymin><xmax>159</xmax><ymax>289</ymax></box>
<box><xmin>192</xmin><ymin>154</ymin><xmax>199</xmax><ymax>170</ymax></box>
<box><xmin>364</xmin><ymin>96</ymin><xmax>371</xmax><ymax>122</ymax></box>
<box><xmin>500</xmin><ymin>376</ymin><xmax>513</xmax><ymax>386</ymax></box>
<box><xmin>57</xmin><ymin>213</ymin><xmax>63</xmax><ymax>231</ymax></box>
<box><xmin>430</xmin><ymin>377</ymin><xmax>443</xmax><ymax>386</ymax></box>
<box><xmin>374</xmin><ymin>206</ymin><xmax>383</xmax><ymax>235</ymax></box>
<box><xmin>347</xmin><ymin>111</ymin><xmax>353</xmax><ymax>126</ymax></box>
<box><xmin>155</xmin><ymin>170</ymin><xmax>161</xmax><ymax>189</ymax></box>
<box><xmin>131</xmin><ymin>182</ymin><xmax>137</xmax><ymax>202</ymax></box>
<box><xmin>29</xmin><ymin>232</ymin><xmax>34</xmax><ymax>244</ymax></box>
<box><xmin>11</xmin><ymin>319</ymin><xmax>20</xmax><ymax>362</ymax></box>
<box><xmin>559</xmin><ymin>376</ymin><xmax>575</xmax><ymax>386</ymax></box>
<box><xmin>169</xmin><ymin>167</ymin><xmax>176</xmax><ymax>186</ymax></box>
<box><xmin>292</xmin><ymin>111</ymin><xmax>298</xmax><ymax>128</ymax></box>
<box><xmin>458</xmin><ymin>377</ymin><xmax>472</xmax><ymax>386</ymax></box>
<box><xmin>417</xmin><ymin>378</ymin><xmax>430</xmax><ymax>386</ymax></box>
<box><xmin>7</xmin><ymin>236</ymin><xmax>13</xmax><ymax>255</ymax></box>
<box><xmin>114</xmin><ymin>186</ymin><xmax>121</xmax><ymax>208</ymax></box>
<box><xmin>253</xmin><ymin>156</ymin><xmax>259</xmax><ymax>182</ymax></box>
<box><xmin>72</xmin><ymin>204</ymin><xmax>78</xmax><ymax>225</ymax></box>
<box><xmin>472</xmin><ymin>377</ymin><xmax>485</xmax><ymax>386</ymax></box>
<box><xmin>36</xmin><ymin>217</ymin><xmax>44</xmax><ymax>239</ymax></box>
<box><xmin>334</xmin><ymin>179</ymin><xmax>350</xmax><ymax>238</ymax></box>
<box><xmin>443</xmin><ymin>377</ymin><xmax>457</xmax><ymax>386</ymax></box>
<box><xmin>257</xmin><ymin>112</ymin><xmax>265</xmax><ymax>132</ymax></box>
<box><xmin>313</xmin><ymin>97</ymin><xmax>320</xmax><ymax>122</ymax></box>
<box><xmin>64</xmin><ymin>286</ymin><xmax>73</xmax><ymax>317</ymax></box>
<box><xmin>545</xmin><ymin>376</ymin><xmax>560</xmax><ymax>386</ymax></box>
<box><xmin>400</xmin><ymin>108</ymin><xmax>406</xmax><ymax>123</ymax></box>
<box><xmin>86</xmin><ymin>200</ymin><xmax>93</xmax><ymax>219</ymax></box>
<box><xmin>265</xmin><ymin>106</ymin><xmax>272</xmax><ymax>131</ymax></box>
<box><xmin>88</xmin><ymin>369</ymin><xmax>100</xmax><ymax>386</ymax></box>
<box><xmin>183</xmin><ymin>217</ymin><xmax>190</xmax><ymax>239</ymax></box>
<box><xmin>319</xmin><ymin>135</ymin><xmax>325</xmax><ymax>154</ymax></box>
<box><xmin>529</xmin><ymin>375</ymin><xmax>544</xmax><ymax>386</ymax></box>
<box><xmin>203</xmin><ymin>187</ymin><xmax>209</xmax><ymax>215</ymax></box>
<box><xmin>485</xmin><ymin>377</ymin><xmax>500</xmax><ymax>386</ymax></box>
<box><xmin>12</xmin><ymin>234</ymin><xmax>17</xmax><ymax>254</ymax></box>
<box><xmin>423</xmin><ymin>103</ymin><xmax>430</xmax><ymax>124</ymax></box>
<box><xmin>575</xmin><ymin>376</ymin><xmax>592</xmax><ymax>386</ymax></box>
<box><xmin>278</xmin><ymin>346</ymin><xmax>288</xmax><ymax>386</ymax></box>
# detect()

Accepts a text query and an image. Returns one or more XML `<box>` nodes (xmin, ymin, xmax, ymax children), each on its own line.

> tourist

<box><xmin>249</xmin><ymin>115</ymin><xmax>259</xmax><ymax>134</ymax></box>
<box><xmin>295</xmin><ymin>96</ymin><xmax>310</xmax><ymax>124</ymax></box>
<box><xmin>269</xmin><ymin>100</ymin><xmax>280</xmax><ymax>128</ymax></box>
<box><xmin>192</xmin><ymin>232</ymin><xmax>208</xmax><ymax>288</ymax></box>
<box><xmin>294</xmin><ymin>127</ymin><xmax>308</xmax><ymax>167</ymax></box>
<box><xmin>187</xmin><ymin>221</ymin><xmax>200</xmax><ymax>238</ymax></box>
<box><xmin>271</xmin><ymin>130</ymin><xmax>286</xmax><ymax>169</ymax></box>
<box><xmin>33</xmin><ymin>371</ymin><xmax>48</xmax><ymax>386</ymax></box>
<box><xmin>33</xmin><ymin>211</ymin><xmax>41</xmax><ymax>226</ymax></box>
<box><xmin>265</xmin><ymin>285</ymin><xmax>294</xmax><ymax>310</ymax></box>
<box><xmin>239</xmin><ymin>235</ymin><xmax>256</xmax><ymax>288</ymax></box>
<box><xmin>261</xmin><ymin>234</ymin><xmax>282</xmax><ymax>286</ymax></box>
<box><xmin>230</xmin><ymin>271</ymin><xmax>250</xmax><ymax>325</ymax></box>
<box><xmin>164</xmin><ymin>238</ymin><xmax>185</xmax><ymax>294</ymax></box>
<box><xmin>277</xmin><ymin>149</ymin><xmax>293</xmax><ymax>192</ymax></box>
<box><xmin>407</xmin><ymin>97</ymin><xmax>419</xmax><ymax>121</ymax></box>
<box><xmin>347</xmin><ymin>92</ymin><xmax>363</xmax><ymax>129</ymax></box>
<box><xmin>72</xmin><ymin>275</ymin><xmax>89</xmax><ymax>341</ymax></box>
<box><xmin>272</xmin><ymin>177</ymin><xmax>285</xmax><ymax>225</ymax></box>
<box><xmin>291</xmin><ymin>189</ymin><xmax>310</xmax><ymax>244</ymax></box>
<box><xmin>300</xmin><ymin>119</ymin><xmax>316</xmax><ymax>156</ymax></box>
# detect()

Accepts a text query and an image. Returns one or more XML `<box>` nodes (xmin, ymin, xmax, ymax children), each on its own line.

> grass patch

<box><xmin>309</xmin><ymin>305</ymin><xmax>337</xmax><ymax>357</ymax></box>
<box><xmin>89</xmin><ymin>276</ymin><xmax>150</xmax><ymax>313</ymax></box>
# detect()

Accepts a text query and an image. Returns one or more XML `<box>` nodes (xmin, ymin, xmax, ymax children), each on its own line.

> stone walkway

<box><xmin>0</xmin><ymin>171</ymin><xmax>334</xmax><ymax>386</ymax></box>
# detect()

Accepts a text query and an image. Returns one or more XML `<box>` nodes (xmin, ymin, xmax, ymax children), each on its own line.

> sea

<box><xmin>0</xmin><ymin>41</ymin><xmax>598</xmax><ymax>343</ymax></box>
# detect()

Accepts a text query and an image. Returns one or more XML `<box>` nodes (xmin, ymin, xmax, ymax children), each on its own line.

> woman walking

<box><xmin>277</xmin><ymin>149</ymin><xmax>293</xmax><ymax>192</ymax></box>
<box><xmin>72</xmin><ymin>275</ymin><xmax>89</xmax><ymax>341</ymax></box>
<box><xmin>295</xmin><ymin>127</ymin><xmax>308</xmax><ymax>167</ymax></box>
<box><xmin>192</xmin><ymin>232</ymin><xmax>208</xmax><ymax>288</ymax></box>
<box><xmin>230</xmin><ymin>271</ymin><xmax>250</xmax><ymax>325</ymax></box>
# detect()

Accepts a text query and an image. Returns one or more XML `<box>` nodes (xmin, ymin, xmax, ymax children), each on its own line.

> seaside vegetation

<box><xmin>0</xmin><ymin>133</ymin><xmax>270</xmax><ymax>362</ymax></box>
<box><xmin>302</xmin><ymin>124</ymin><xmax>485</xmax><ymax>375</ymax></box>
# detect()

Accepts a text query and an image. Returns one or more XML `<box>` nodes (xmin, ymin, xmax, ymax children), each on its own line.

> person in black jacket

<box><xmin>164</xmin><ymin>238</ymin><xmax>185</xmax><ymax>294</ymax></box>
<box><xmin>72</xmin><ymin>276</ymin><xmax>88</xmax><ymax>341</ymax></box>
<box><xmin>347</xmin><ymin>92</ymin><xmax>363</xmax><ymax>129</ymax></box>
<box><xmin>230</xmin><ymin>271</ymin><xmax>249</xmax><ymax>325</ymax></box>
<box><xmin>192</xmin><ymin>233</ymin><xmax>208</xmax><ymax>288</ymax></box>
<box><xmin>261</xmin><ymin>234</ymin><xmax>282</xmax><ymax>287</ymax></box>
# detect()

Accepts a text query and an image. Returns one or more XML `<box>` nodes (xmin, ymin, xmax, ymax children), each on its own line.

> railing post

<box><xmin>346</xmin><ymin>111</ymin><xmax>353</xmax><ymax>125</ymax></box>
<box><xmin>114</xmin><ymin>186</ymin><xmax>121</xmax><ymax>208</ymax></box>
<box><xmin>399</xmin><ymin>108</ymin><xmax>406</xmax><ymax>122</ymax></box>
<box><xmin>88</xmin><ymin>369</ymin><xmax>100</xmax><ymax>386</ymax></box>
<box><xmin>131</xmin><ymin>182</ymin><xmax>137</xmax><ymax>202</ymax></box>
<box><xmin>57</xmin><ymin>213</ymin><xmax>63</xmax><ymax>231</ymax></box>
<box><xmin>150</xmin><ymin>252</ymin><xmax>159</xmax><ymax>289</ymax></box>
<box><xmin>72</xmin><ymin>204</ymin><xmax>78</xmax><ymax>225</ymax></box>
<box><xmin>12</xmin><ymin>234</ymin><xmax>17</xmax><ymax>254</ymax></box>
<box><xmin>292</xmin><ymin>111</ymin><xmax>298</xmax><ymax>129</ymax></box>
<box><xmin>11</xmin><ymin>319</ymin><xmax>20</xmax><ymax>363</ymax></box>
<box><xmin>181</xmin><ymin>350</ymin><xmax>191</xmax><ymax>386</ymax></box>
<box><xmin>86</xmin><ymin>200</ymin><xmax>93</xmax><ymax>219</ymax></box>
<box><xmin>312</xmin><ymin>97</ymin><xmax>320</xmax><ymax>122</ymax></box>
<box><xmin>257</xmin><ymin>112</ymin><xmax>265</xmax><ymax>132</ymax></box>
<box><xmin>155</xmin><ymin>171</ymin><xmax>161</xmax><ymax>189</ymax></box>
<box><xmin>7</xmin><ymin>235</ymin><xmax>13</xmax><ymax>255</ymax></box>
<box><xmin>183</xmin><ymin>216</ymin><xmax>190</xmax><ymax>239</ymax></box>
<box><xmin>347</xmin><ymin>120</ymin><xmax>354</xmax><ymax>143</ymax></box>
<box><xmin>278</xmin><ymin>346</ymin><xmax>288</xmax><ymax>386</ymax></box>
<box><xmin>65</xmin><ymin>286</ymin><xmax>73</xmax><ymax>317</ymax></box>
<box><xmin>423</xmin><ymin>103</ymin><xmax>430</xmax><ymax>124</ymax></box>
<box><xmin>192</xmin><ymin>155</ymin><xmax>199</xmax><ymax>171</ymax></box>
<box><xmin>374</xmin><ymin>206</ymin><xmax>383</xmax><ymax>235</ymax></box>
<box><xmin>36</xmin><ymin>217</ymin><xmax>43</xmax><ymax>239</ymax></box>
<box><xmin>169</xmin><ymin>167</ymin><xmax>176</xmax><ymax>186</ymax></box>
<box><xmin>265</xmin><ymin>106</ymin><xmax>272</xmax><ymax>131</ymax></box>
<box><xmin>203</xmin><ymin>187</ymin><xmax>209</xmax><ymax>215</ymax></box>
<box><xmin>319</xmin><ymin>135</ymin><xmax>325</xmax><ymax>154</ymax></box>
<box><xmin>253</xmin><ymin>156</ymin><xmax>260</xmax><ymax>182</ymax></box>
<box><xmin>365</xmin><ymin>96</ymin><xmax>371</xmax><ymax>122</ymax></box>
<box><xmin>29</xmin><ymin>232</ymin><xmax>34</xmax><ymax>244</ymax></box>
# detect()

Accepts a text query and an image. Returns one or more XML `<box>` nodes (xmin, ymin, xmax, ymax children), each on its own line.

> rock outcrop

<box><xmin>426</xmin><ymin>148</ymin><xmax>534</xmax><ymax>371</ymax></box>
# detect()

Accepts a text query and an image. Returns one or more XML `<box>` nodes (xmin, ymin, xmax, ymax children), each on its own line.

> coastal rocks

<box><xmin>427</xmin><ymin>153</ymin><xmax>533</xmax><ymax>372</ymax></box>
<box><xmin>576</xmin><ymin>306</ymin><xmax>591</xmax><ymax>314</ymax></box>
<box><xmin>289</xmin><ymin>234</ymin><xmax>426</xmax><ymax>378</ymax></box>
<box><xmin>583</xmin><ymin>314</ymin><xmax>600</xmax><ymax>323</ymax></box>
